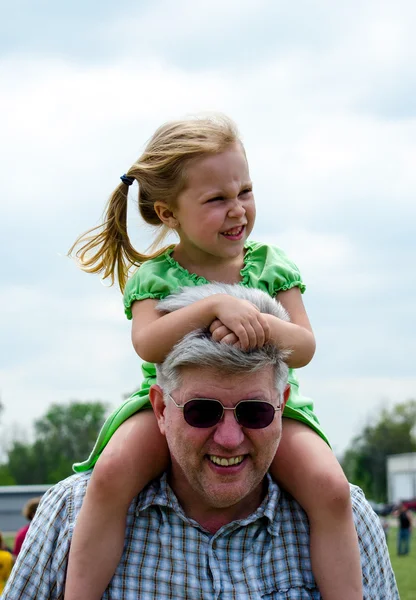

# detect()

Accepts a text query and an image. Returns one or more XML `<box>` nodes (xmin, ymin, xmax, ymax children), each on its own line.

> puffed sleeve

<box><xmin>243</xmin><ymin>241</ymin><xmax>306</xmax><ymax>297</ymax></box>
<box><xmin>124</xmin><ymin>253</ymin><xmax>177</xmax><ymax>320</ymax></box>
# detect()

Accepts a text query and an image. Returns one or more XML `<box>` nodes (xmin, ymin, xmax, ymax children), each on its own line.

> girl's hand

<box><xmin>209</xmin><ymin>319</ymin><xmax>239</xmax><ymax>346</ymax></box>
<box><xmin>212</xmin><ymin>295</ymin><xmax>270</xmax><ymax>350</ymax></box>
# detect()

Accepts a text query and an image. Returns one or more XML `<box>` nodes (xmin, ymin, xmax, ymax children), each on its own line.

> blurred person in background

<box><xmin>394</xmin><ymin>501</ymin><xmax>413</xmax><ymax>556</ymax></box>
<box><xmin>0</xmin><ymin>532</ymin><xmax>13</xmax><ymax>594</ymax></box>
<box><xmin>13</xmin><ymin>497</ymin><xmax>41</xmax><ymax>558</ymax></box>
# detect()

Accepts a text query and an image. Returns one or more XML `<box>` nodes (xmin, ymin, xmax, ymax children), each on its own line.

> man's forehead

<box><xmin>176</xmin><ymin>364</ymin><xmax>276</xmax><ymax>398</ymax></box>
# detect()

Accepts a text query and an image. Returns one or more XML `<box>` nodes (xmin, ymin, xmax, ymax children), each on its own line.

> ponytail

<box><xmin>68</xmin><ymin>180</ymin><xmax>170</xmax><ymax>292</ymax></box>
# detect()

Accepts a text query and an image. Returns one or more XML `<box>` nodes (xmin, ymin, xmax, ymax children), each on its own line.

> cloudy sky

<box><xmin>1</xmin><ymin>0</ymin><xmax>415</xmax><ymax>457</ymax></box>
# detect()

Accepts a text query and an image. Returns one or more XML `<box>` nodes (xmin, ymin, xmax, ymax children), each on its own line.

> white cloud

<box><xmin>300</xmin><ymin>374</ymin><xmax>416</xmax><ymax>455</ymax></box>
<box><xmin>254</xmin><ymin>229</ymin><xmax>384</xmax><ymax>300</ymax></box>
<box><xmin>0</xmin><ymin>57</ymin><xmax>235</xmax><ymax>221</ymax></box>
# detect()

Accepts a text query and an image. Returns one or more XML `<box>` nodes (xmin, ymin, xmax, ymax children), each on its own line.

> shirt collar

<box><xmin>136</xmin><ymin>472</ymin><xmax>282</xmax><ymax>536</ymax></box>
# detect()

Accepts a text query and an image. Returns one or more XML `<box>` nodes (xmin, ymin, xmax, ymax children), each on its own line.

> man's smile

<box><xmin>208</xmin><ymin>454</ymin><xmax>246</xmax><ymax>467</ymax></box>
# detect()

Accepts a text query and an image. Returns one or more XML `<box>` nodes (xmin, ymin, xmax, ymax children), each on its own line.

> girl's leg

<box><xmin>64</xmin><ymin>409</ymin><xmax>169</xmax><ymax>600</ymax></box>
<box><xmin>270</xmin><ymin>419</ymin><xmax>363</xmax><ymax>600</ymax></box>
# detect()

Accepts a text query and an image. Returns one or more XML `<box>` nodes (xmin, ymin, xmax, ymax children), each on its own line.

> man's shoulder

<box><xmin>49</xmin><ymin>470</ymin><xmax>91</xmax><ymax>494</ymax></box>
<box><xmin>349</xmin><ymin>484</ymin><xmax>376</xmax><ymax>518</ymax></box>
<box><xmin>274</xmin><ymin>482</ymin><xmax>376</xmax><ymax>529</ymax></box>
<box><xmin>44</xmin><ymin>471</ymin><xmax>165</xmax><ymax>519</ymax></box>
<box><xmin>39</xmin><ymin>471</ymin><xmax>91</xmax><ymax>513</ymax></box>
<box><xmin>348</xmin><ymin>483</ymin><xmax>385</xmax><ymax>540</ymax></box>
<box><xmin>46</xmin><ymin>470</ymin><xmax>163</xmax><ymax>501</ymax></box>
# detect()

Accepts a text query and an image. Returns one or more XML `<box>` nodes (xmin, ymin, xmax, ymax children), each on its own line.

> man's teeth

<box><xmin>209</xmin><ymin>455</ymin><xmax>244</xmax><ymax>466</ymax></box>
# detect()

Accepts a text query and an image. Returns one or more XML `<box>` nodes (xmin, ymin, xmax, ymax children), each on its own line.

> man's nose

<box><xmin>212</xmin><ymin>410</ymin><xmax>245</xmax><ymax>448</ymax></box>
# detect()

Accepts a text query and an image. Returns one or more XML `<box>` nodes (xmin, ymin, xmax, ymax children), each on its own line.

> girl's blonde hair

<box><xmin>69</xmin><ymin>114</ymin><xmax>241</xmax><ymax>292</ymax></box>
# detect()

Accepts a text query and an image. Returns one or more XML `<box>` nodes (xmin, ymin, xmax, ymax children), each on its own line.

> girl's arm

<box><xmin>210</xmin><ymin>287</ymin><xmax>315</xmax><ymax>369</ymax></box>
<box><xmin>267</xmin><ymin>286</ymin><xmax>316</xmax><ymax>368</ymax></box>
<box><xmin>131</xmin><ymin>294</ymin><xmax>270</xmax><ymax>363</ymax></box>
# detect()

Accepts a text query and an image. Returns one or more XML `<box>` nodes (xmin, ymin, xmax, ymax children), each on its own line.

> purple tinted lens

<box><xmin>183</xmin><ymin>399</ymin><xmax>275</xmax><ymax>429</ymax></box>
<box><xmin>236</xmin><ymin>402</ymin><xmax>275</xmax><ymax>429</ymax></box>
<box><xmin>183</xmin><ymin>399</ymin><xmax>223</xmax><ymax>428</ymax></box>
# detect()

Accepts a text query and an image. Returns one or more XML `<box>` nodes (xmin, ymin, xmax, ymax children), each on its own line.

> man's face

<box><xmin>150</xmin><ymin>365</ymin><xmax>288</xmax><ymax>522</ymax></box>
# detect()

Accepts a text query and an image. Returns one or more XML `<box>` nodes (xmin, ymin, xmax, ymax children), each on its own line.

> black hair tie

<box><xmin>120</xmin><ymin>174</ymin><xmax>135</xmax><ymax>186</ymax></box>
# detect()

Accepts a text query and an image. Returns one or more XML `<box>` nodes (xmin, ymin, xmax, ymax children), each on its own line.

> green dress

<box><xmin>74</xmin><ymin>240</ymin><xmax>329</xmax><ymax>472</ymax></box>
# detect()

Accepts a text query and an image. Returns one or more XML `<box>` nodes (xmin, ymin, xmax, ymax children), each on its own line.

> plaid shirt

<box><xmin>2</xmin><ymin>472</ymin><xmax>398</xmax><ymax>599</ymax></box>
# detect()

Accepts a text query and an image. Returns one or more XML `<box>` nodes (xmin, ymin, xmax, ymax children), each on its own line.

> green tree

<box><xmin>6</xmin><ymin>401</ymin><xmax>108</xmax><ymax>484</ymax></box>
<box><xmin>0</xmin><ymin>464</ymin><xmax>15</xmax><ymax>485</ymax></box>
<box><xmin>0</xmin><ymin>397</ymin><xmax>15</xmax><ymax>484</ymax></box>
<box><xmin>342</xmin><ymin>399</ymin><xmax>416</xmax><ymax>501</ymax></box>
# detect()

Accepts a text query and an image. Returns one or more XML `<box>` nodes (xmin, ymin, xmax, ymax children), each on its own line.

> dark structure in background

<box><xmin>0</xmin><ymin>485</ymin><xmax>50</xmax><ymax>532</ymax></box>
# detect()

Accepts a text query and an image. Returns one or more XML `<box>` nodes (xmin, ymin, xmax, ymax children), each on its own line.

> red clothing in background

<box><xmin>13</xmin><ymin>524</ymin><xmax>30</xmax><ymax>556</ymax></box>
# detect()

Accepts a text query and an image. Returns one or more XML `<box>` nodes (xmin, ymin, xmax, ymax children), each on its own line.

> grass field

<box><xmin>4</xmin><ymin>528</ymin><xmax>416</xmax><ymax>597</ymax></box>
<box><xmin>387</xmin><ymin>526</ymin><xmax>416</xmax><ymax>600</ymax></box>
<box><xmin>4</xmin><ymin>534</ymin><xmax>14</xmax><ymax>553</ymax></box>
<box><xmin>4</xmin><ymin>535</ymin><xmax>13</xmax><ymax>549</ymax></box>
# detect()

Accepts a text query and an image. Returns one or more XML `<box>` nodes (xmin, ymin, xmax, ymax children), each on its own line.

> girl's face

<box><xmin>172</xmin><ymin>143</ymin><xmax>255</xmax><ymax>264</ymax></box>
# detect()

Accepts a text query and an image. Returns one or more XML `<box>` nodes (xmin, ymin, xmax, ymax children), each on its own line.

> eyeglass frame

<box><xmin>165</xmin><ymin>392</ymin><xmax>282</xmax><ymax>429</ymax></box>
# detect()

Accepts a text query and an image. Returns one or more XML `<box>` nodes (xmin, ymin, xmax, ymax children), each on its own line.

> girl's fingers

<box><xmin>219</xmin><ymin>332</ymin><xmax>239</xmax><ymax>345</ymax></box>
<box><xmin>213</xmin><ymin>300</ymin><xmax>269</xmax><ymax>349</ymax></box>
<box><xmin>249</xmin><ymin>318</ymin><xmax>266</xmax><ymax>348</ymax></box>
<box><xmin>243</xmin><ymin>317</ymin><xmax>268</xmax><ymax>349</ymax></box>
<box><xmin>211</xmin><ymin>325</ymin><xmax>232</xmax><ymax>342</ymax></box>
<box><xmin>247</xmin><ymin>322</ymin><xmax>260</xmax><ymax>349</ymax></box>
<box><xmin>209</xmin><ymin>319</ymin><xmax>223</xmax><ymax>333</ymax></box>
<box><xmin>233</xmin><ymin>324</ymin><xmax>250</xmax><ymax>349</ymax></box>
<box><xmin>260</xmin><ymin>314</ymin><xmax>270</xmax><ymax>342</ymax></box>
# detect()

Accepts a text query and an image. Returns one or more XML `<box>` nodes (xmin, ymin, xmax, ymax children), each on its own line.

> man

<box><xmin>3</xmin><ymin>284</ymin><xmax>398</xmax><ymax>598</ymax></box>
<box><xmin>395</xmin><ymin>501</ymin><xmax>412</xmax><ymax>555</ymax></box>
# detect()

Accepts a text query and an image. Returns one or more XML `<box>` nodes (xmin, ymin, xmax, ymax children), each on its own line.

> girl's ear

<box><xmin>154</xmin><ymin>201</ymin><xmax>179</xmax><ymax>228</ymax></box>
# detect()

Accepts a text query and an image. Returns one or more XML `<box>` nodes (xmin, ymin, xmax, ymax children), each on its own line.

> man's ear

<box><xmin>154</xmin><ymin>201</ymin><xmax>179</xmax><ymax>229</ymax></box>
<box><xmin>281</xmin><ymin>384</ymin><xmax>291</xmax><ymax>410</ymax></box>
<box><xmin>149</xmin><ymin>384</ymin><xmax>167</xmax><ymax>435</ymax></box>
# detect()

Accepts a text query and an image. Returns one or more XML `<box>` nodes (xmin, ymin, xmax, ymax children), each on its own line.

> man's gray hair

<box><xmin>155</xmin><ymin>283</ymin><xmax>290</xmax><ymax>398</ymax></box>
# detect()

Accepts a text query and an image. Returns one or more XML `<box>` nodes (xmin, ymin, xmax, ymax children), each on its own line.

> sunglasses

<box><xmin>167</xmin><ymin>393</ymin><xmax>280</xmax><ymax>429</ymax></box>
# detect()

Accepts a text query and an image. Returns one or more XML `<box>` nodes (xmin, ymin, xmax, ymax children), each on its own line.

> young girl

<box><xmin>67</xmin><ymin>114</ymin><xmax>362</xmax><ymax>599</ymax></box>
